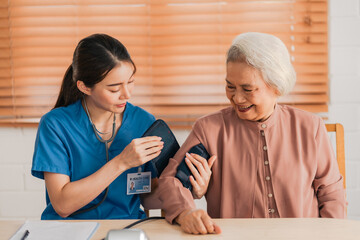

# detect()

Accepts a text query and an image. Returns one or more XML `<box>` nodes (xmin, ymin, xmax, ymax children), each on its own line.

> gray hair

<box><xmin>227</xmin><ymin>32</ymin><xmax>296</xmax><ymax>96</ymax></box>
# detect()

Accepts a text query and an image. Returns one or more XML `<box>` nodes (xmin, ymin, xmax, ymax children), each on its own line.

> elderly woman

<box><xmin>157</xmin><ymin>32</ymin><xmax>346</xmax><ymax>234</ymax></box>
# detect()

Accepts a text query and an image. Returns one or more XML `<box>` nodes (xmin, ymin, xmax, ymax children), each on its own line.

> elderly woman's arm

<box><xmin>157</xmin><ymin>129</ymin><xmax>201</xmax><ymax>223</ymax></box>
<box><xmin>157</xmin><ymin>122</ymin><xmax>221</xmax><ymax>234</ymax></box>
<box><xmin>140</xmin><ymin>178</ymin><xmax>162</xmax><ymax>210</ymax></box>
<box><xmin>313</xmin><ymin>120</ymin><xmax>347</xmax><ymax>218</ymax></box>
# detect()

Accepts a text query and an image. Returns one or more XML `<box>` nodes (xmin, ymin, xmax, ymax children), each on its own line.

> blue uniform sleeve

<box><xmin>144</xmin><ymin>161</ymin><xmax>157</xmax><ymax>179</ymax></box>
<box><xmin>135</xmin><ymin>108</ymin><xmax>158</xmax><ymax>178</ymax></box>
<box><xmin>32</xmin><ymin>115</ymin><xmax>71</xmax><ymax>179</ymax></box>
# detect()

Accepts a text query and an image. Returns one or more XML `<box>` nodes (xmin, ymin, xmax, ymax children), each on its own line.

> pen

<box><xmin>20</xmin><ymin>230</ymin><xmax>29</xmax><ymax>240</ymax></box>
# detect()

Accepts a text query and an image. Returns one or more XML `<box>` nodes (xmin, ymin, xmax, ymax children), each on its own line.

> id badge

<box><xmin>127</xmin><ymin>171</ymin><xmax>151</xmax><ymax>195</ymax></box>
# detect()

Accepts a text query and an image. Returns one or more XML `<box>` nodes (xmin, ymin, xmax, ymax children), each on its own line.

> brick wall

<box><xmin>0</xmin><ymin>128</ymin><xmax>45</xmax><ymax>219</ymax></box>
<box><xmin>328</xmin><ymin>0</ymin><xmax>360</xmax><ymax>219</ymax></box>
<box><xmin>0</xmin><ymin>0</ymin><xmax>359</xmax><ymax>220</ymax></box>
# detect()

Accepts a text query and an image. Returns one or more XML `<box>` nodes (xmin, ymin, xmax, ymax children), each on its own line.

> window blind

<box><xmin>0</xmin><ymin>0</ymin><xmax>328</xmax><ymax>128</ymax></box>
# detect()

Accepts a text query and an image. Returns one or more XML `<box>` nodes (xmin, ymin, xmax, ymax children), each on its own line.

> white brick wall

<box><xmin>0</xmin><ymin>0</ymin><xmax>359</xmax><ymax>220</ymax></box>
<box><xmin>329</xmin><ymin>0</ymin><xmax>359</xmax><ymax>17</ymax></box>
<box><xmin>0</xmin><ymin>128</ymin><xmax>45</xmax><ymax>219</ymax></box>
<box><xmin>328</xmin><ymin>0</ymin><xmax>360</xmax><ymax>220</ymax></box>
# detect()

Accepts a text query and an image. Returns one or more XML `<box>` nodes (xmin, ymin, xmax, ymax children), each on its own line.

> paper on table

<box><xmin>10</xmin><ymin>220</ymin><xmax>99</xmax><ymax>240</ymax></box>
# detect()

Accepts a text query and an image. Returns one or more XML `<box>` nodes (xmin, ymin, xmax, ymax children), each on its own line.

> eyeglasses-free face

<box><xmin>225</xmin><ymin>61</ymin><xmax>278</xmax><ymax>122</ymax></box>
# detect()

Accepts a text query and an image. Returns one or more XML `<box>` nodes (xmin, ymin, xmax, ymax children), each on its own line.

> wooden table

<box><xmin>2</xmin><ymin>218</ymin><xmax>360</xmax><ymax>240</ymax></box>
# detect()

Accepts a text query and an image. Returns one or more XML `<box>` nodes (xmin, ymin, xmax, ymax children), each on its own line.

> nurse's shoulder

<box><xmin>126</xmin><ymin>102</ymin><xmax>156</xmax><ymax>127</ymax></box>
<box><xmin>38</xmin><ymin>100</ymin><xmax>83</xmax><ymax>129</ymax></box>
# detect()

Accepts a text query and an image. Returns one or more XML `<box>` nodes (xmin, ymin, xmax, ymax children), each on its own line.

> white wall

<box><xmin>0</xmin><ymin>0</ymin><xmax>359</xmax><ymax>220</ymax></box>
<box><xmin>328</xmin><ymin>0</ymin><xmax>360</xmax><ymax>220</ymax></box>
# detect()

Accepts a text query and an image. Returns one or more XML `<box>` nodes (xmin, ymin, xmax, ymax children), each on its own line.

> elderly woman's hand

<box><xmin>176</xmin><ymin>209</ymin><xmax>221</xmax><ymax>234</ymax></box>
<box><xmin>185</xmin><ymin>153</ymin><xmax>217</xmax><ymax>199</ymax></box>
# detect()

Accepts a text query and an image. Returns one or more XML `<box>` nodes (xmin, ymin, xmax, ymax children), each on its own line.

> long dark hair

<box><xmin>54</xmin><ymin>34</ymin><xmax>136</xmax><ymax>109</ymax></box>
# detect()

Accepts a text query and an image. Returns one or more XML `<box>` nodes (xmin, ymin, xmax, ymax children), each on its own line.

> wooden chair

<box><xmin>325</xmin><ymin>123</ymin><xmax>346</xmax><ymax>189</ymax></box>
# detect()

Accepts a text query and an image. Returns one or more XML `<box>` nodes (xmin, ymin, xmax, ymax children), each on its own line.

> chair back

<box><xmin>325</xmin><ymin>123</ymin><xmax>346</xmax><ymax>189</ymax></box>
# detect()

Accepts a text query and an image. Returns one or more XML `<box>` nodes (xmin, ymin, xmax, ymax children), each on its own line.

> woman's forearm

<box><xmin>46</xmin><ymin>136</ymin><xmax>163</xmax><ymax>218</ymax></box>
<box><xmin>45</xmin><ymin>156</ymin><xmax>126</xmax><ymax>218</ymax></box>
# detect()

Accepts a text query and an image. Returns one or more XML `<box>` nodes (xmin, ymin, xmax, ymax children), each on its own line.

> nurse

<box><xmin>32</xmin><ymin>34</ymin><xmax>164</xmax><ymax>220</ymax></box>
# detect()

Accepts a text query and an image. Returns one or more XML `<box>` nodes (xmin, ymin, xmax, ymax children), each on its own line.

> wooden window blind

<box><xmin>0</xmin><ymin>0</ymin><xmax>328</xmax><ymax>129</ymax></box>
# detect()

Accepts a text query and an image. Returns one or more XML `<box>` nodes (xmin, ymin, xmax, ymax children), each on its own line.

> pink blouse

<box><xmin>158</xmin><ymin>104</ymin><xmax>346</xmax><ymax>223</ymax></box>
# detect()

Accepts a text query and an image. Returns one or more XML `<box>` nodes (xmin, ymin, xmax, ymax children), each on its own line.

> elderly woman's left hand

<box><xmin>185</xmin><ymin>152</ymin><xmax>217</xmax><ymax>199</ymax></box>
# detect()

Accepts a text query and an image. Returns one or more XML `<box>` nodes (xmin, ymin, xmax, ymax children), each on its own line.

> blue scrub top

<box><xmin>32</xmin><ymin>100</ymin><xmax>157</xmax><ymax>220</ymax></box>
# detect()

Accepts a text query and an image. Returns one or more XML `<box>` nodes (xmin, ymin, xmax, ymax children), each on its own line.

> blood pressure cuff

<box><xmin>175</xmin><ymin>143</ymin><xmax>210</xmax><ymax>191</ymax></box>
<box><xmin>142</xmin><ymin>119</ymin><xmax>180</xmax><ymax>177</ymax></box>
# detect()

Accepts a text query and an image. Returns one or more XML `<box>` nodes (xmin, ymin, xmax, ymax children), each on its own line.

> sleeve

<box><xmin>142</xmin><ymin>113</ymin><xmax>157</xmax><ymax>178</ymax></box>
<box><xmin>313</xmin><ymin>118</ymin><xmax>347</xmax><ymax>218</ymax></box>
<box><xmin>144</xmin><ymin>160</ymin><xmax>157</xmax><ymax>179</ymax></box>
<box><xmin>157</xmin><ymin>120</ymin><xmax>206</xmax><ymax>223</ymax></box>
<box><xmin>31</xmin><ymin>116</ymin><xmax>71</xmax><ymax>179</ymax></box>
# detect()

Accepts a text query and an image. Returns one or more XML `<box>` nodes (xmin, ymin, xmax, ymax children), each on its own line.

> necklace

<box><xmin>83</xmin><ymin>98</ymin><xmax>116</xmax><ymax>136</ymax></box>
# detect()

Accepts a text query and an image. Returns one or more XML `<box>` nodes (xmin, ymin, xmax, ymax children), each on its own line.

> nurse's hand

<box><xmin>185</xmin><ymin>153</ymin><xmax>217</xmax><ymax>199</ymax></box>
<box><xmin>117</xmin><ymin>136</ymin><xmax>164</xmax><ymax>170</ymax></box>
<box><xmin>176</xmin><ymin>209</ymin><xmax>222</xmax><ymax>235</ymax></box>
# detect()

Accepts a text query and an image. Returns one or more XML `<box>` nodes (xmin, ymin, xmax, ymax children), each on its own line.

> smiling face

<box><xmin>81</xmin><ymin>61</ymin><xmax>135</xmax><ymax>115</ymax></box>
<box><xmin>225</xmin><ymin>61</ymin><xmax>279</xmax><ymax>122</ymax></box>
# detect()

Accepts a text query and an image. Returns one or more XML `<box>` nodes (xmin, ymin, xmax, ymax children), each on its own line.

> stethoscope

<box><xmin>84</xmin><ymin>97</ymin><xmax>117</xmax><ymax>162</ymax></box>
<box><xmin>70</xmin><ymin>98</ymin><xmax>116</xmax><ymax>216</ymax></box>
